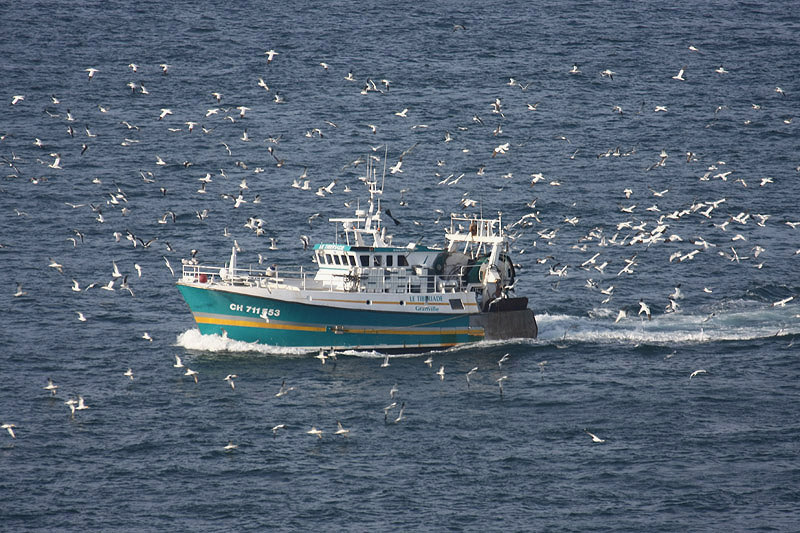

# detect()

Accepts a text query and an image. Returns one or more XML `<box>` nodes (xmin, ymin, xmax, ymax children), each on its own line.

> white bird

<box><xmin>76</xmin><ymin>311</ymin><xmax>87</xmax><ymax>322</ymax></box>
<box><xmin>773</xmin><ymin>296</ymin><xmax>794</xmax><ymax>307</ymax></box>
<box><xmin>158</xmin><ymin>108</ymin><xmax>173</xmax><ymax>120</ymax></box>
<box><xmin>315</xmin><ymin>350</ymin><xmax>328</xmax><ymax>365</ymax></box>
<box><xmin>271</xmin><ymin>424</ymin><xmax>286</xmax><ymax>436</ymax></box>
<box><xmin>124</xmin><ymin>368</ymin><xmax>134</xmax><ymax>380</ymax></box>
<box><xmin>44</xmin><ymin>378</ymin><xmax>58</xmax><ymax>395</ymax></box>
<box><xmin>184</xmin><ymin>368</ymin><xmax>199</xmax><ymax>383</ymax></box>
<box><xmin>638</xmin><ymin>299</ymin><xmax>651</xmax><ymax>320</ymax></box>
<box><xmin>394</xmin><ymin>108</ymin><xmax>409</xmax><ymax>118</ymax></box>
<box><xmin>10</xmin><ymin>95</ymin><xmax>25</xmax><ymax>105</ymax></box>
<box><xmin>224</xmin><ymin>374</ymin><xmax>237</xmax><ymax>389</ymax></box>
<box><xmin>393</xmin><ymin>402</ymin><xmax>406</xmax><ymax>424</ymax></box>
<box><xmin>76</xmin><ymin>395</ymin><xmax>89</xmax><ymax>410</ymax></box>
<box><xmin>334</xmin><ymin>421</ymin><xmax>350</xmax><ymax>437</ymax></box>
<box><xmin>275</xmin><ymin>380</ymin><xmax>295</xmax><ymax>397</ymax></box>
<box><xmin>13</xmin><ymin>283</ymin><xmax>27</xmax><ymax>298</ymax></box>
<box><xmin>65</xmin><ymin>398</ymin><xmax>77</xmax><ymax>416</ymax></box>
<box><xmin>163</xmin><ymin>256</ymin><xmax>174</xmax><ymax>276</ymax></box>
<box><xmin>1</xmin><ymin>423</ymin><xmax>16</xmax><ymax>439</ymax></box>
<box><xmin>424</xmin><ymin>356</ymin><xmax>433</xmax><ymax>368</ymax></box>
<box><xmin>173</xmin><ymin>355</ymin><xmax>184</xmax><ymax>368</ymax></box>
<box><xmin>497</xmin><ymin>375</ymin><xmax>508</xmax><ymax>397</ymax></box>
<box><xmin>584</xmin><ymin>429</ymin><xmax>605</xmax><ymax>443</ymax></box>
<box><xmin>142</xmin><ymin>332</ymin><xmax>152</xmax><ymax>342</ymax></box>
<box><xmin>466</xmin><ymin>367</ymin><xmax>478</xmax><ymax>388</ymax></box>
<box><xmin>224</xmin><ymin>442</ymin><xmax>238</xmax><ymax>451</ymax></box>
<box><xmin>389</xmin><ymin>383</ymin><xmax>398</xmax><ymax>399</ymax></box>
<box><xmin>85</xmin><ymin>67</ymin><xmax>99</xmax><ymax>80</ymax></box>
<box><xmin>264</xmin><ymin>49</ymin><xmax>279</xmax><ymax>63</ymax></box>
<box><xmin>436</xmin><ymin>365</ymin><xmax>445</xmax><ymax>380</ymax></box>
<box><xmin>615</xmin><ymin>309</ymin><xmax>627</xmax><ymax>323</ymax></box>
<box><xmin>380</xmin><ymin>354</ymin><xmax>390</xmax><ymax>368</ymax></box>
<box><xmin>672</xmin><ymin>66</ymin><xmax>687</xmax><ymax>81</ymax></box>
<box><xmin>498</xmin><ymin>353</ymin><xmax>510</xmax><ymax>368</ymax></box>
<box><xmin>307</xmin><ymin>426</ymin><xmax>324</xmax><ymax>438</ymax></box>
<box><xmin>689</xmin><ymin>369</ymin><xmax>707</xmax><ymax>379</ymax></box>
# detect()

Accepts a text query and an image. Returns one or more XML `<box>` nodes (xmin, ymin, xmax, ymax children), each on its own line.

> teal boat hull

<box><xmin>177</xmin><ymin>283</ymin><xmax>485</xmax><ymax>351</ymax></box>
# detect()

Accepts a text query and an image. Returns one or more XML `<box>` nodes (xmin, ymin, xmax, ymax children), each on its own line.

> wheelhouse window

<box><xmin>373</xmin><ymin>255</ymin><xmax>382</xmax><ymax>267</ymax></box>
<box><xmin>325</xmin><ymin>254</ymin><xmax>333</xmax><ymax>265</ymax></box>
<box><xmin>348</xmin><ymin>255</ymin><xmax>356</xmax><ymax>266</ymax></box>
<box><xmin>386</xmin><ymin>255</ymin><xmax>394</xmax><ymax>267</ymax></box>
<box><xmin>360</xmin><ymin>255</ymin><xmax>369</xmax><ymax>267</ymax></box>
<box><xmin>333</xmin><ymin>255</ymin><xmax>341</xmax><ymax>265</ymax></box>
<box><xmin>398</xmin><ymin>255</ymin><xmax>409</xmax><ymax>266</ymax></box>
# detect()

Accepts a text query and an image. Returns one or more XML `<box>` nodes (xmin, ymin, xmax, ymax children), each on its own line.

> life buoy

<box><xmin>198</xmin><ymin>274</ymin><xmax>208</xmax><ymax>283</ymax></box>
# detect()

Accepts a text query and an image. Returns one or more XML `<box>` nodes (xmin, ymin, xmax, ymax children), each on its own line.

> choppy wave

<box><xmin>536</xmin><ymin>303</ymin><xmax>800</xmax><ymax>345</ymax></box>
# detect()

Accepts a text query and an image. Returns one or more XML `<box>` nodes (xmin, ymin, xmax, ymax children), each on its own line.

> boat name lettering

<box><xmin>409</xmin><ymin>295</ymin><xmax>443</xmax><ymax>303</ymax></box>
<box><xmin>415</xmin><ymin>305</ymin><xmax>438</xmax><ymax>312</ymax></box>
<box><xmin>229</xmin><ymin>303</ymin><xmax>280</xmax><ymax>317</ymax></box>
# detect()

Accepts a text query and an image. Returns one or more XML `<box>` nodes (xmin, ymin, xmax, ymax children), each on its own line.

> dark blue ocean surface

<box><xmin>2</xmin><ymin>1</ymin><xmax>799</xmax><ymax>531</ymax></box>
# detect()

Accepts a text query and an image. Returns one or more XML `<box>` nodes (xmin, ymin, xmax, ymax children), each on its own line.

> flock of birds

<box><xmin>2</xmin><ymin>38</ymin><xmax>798</xmax><ymax>448</ymax></box>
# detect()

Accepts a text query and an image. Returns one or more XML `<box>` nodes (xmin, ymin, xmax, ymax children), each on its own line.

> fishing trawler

<box><xmin>177</xmin><ymin>163</ymin><xmax>537</xmax><ymax>352</ymax></box>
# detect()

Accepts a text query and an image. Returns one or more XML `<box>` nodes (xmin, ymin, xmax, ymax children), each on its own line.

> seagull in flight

<box><xmin>638</xmin><ymin>299</ymin><xmax>652</xmax><ymax>320</ymax></box>
<box><xmin>466</xmin><ymin>367</ymin><xmax>478</xmax><ymax>388</ymax></box>
<box><xmin>584</xmin><ymin>429</ymin><xmax>605</xmax><ymax>443</ymax></box>
<box><xmin>334</xmin><ymin>421</ymin><xmax>350</xmax><ymax>437</ymax></box>
<box><xmin>173</xmin><ymin>355</ymin><xmax>184</xmax><ymax>368</ymax></box>
<box><xmin>689</xmin><ymin>369</ymin><xmax>707</xmax><ymax>379</ymax></box>
<box><xmin>307</xmin><ymin>426</ymin><xmax>324</xmax><ymax>438</ymax></box>
<box><xmin>224</xmin><ymin>374</ymin><xmax>237</xmax><ymax>389</ymax></box>
<box><xmin>672</xmin><ymin>66</ymin><xmax>687</xmax><ymax>81</ymax></box>
<box><xmin>1</xmin><ymin>423</ymin><xmax>16</xmax><ymax>439</ymax></box>
<box><xmin>44</xmin><ymin>377</ymin><xmax>59</xmax><ymax>395</ymax></box>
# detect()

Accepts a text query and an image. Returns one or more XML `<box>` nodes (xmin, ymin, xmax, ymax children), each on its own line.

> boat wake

<box><xmin>536</xmin><ymin>302</ymin><xmax>799</xmax><ymax>346</ymax></box>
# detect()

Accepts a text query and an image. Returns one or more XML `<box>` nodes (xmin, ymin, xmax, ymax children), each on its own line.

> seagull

<box><xmin>48</xmin><ymin>258</ymin><xmax>64</xmax><ymax>273</ymax></box>
<box><xmin>44</xmin><ymin>378</ymin><xmax>59</xmax><ymax>395</ymax></box>
<box><xmin>14</xmin><ymin>283</ymin><xmax>27</xmax><ymax>297</ymax></box>
<box><xmin>85</xmin><ymin>67</ymin><xmax>99</xmax><ymax>80</ymax></box>
<box><xmin>124</xmin><ymin>368</ymin><xmax>134</xmax><ymax>380</ymax></box>
<box><xmin>689</xmin><ymin>369</ymin><xmax>707</xmax><ymax>379</ymax></box>
<box><xmin>174</xmin><ymin>355</ymin><xmax>184</xmax><ymax>368</ymax></box>
<box><xmin>389</xmin><ymin>383</ymin><xmax>398</xmax><ymax>399</ymax></box>
<box><xmin>224</xmin><ymin>374</ymin><xmax>237</xmax><ymax>389</ymax></box>
<box><xmin>394</xmin><ymin>108</ymin><xmax>409</xmax><ymax>118</ymax></box>
<box><xmin>334</xmin><ymin>421</ymin><xmax>350</xmax><ymax>437</ymax></box>
<box><xmin>380</xmin><ymin>354</ymin><xmax>390</xmax><ymax>368</ymax></box>
<box><xmin>163</xmin><ymin>256</ymin><xmax>175</xmax><ymax>276</ymax></box>
<box><xmin>497</xmin><ymin>375</ymin><xmax>508</xmax><ymax>397</ymax></box>
<box><xmin>142</xmin><ymin>332</ymin><xmax>153</xmax><ymax>342</ymax></box>
<box><xmin>637</xmin><ymin>300</ymin><xmax>652</xmax><ymax>320</ymax></box>
<box><xmin>436</xmin><ymin>365</ymin><xmax>445</xmax><ymax>381</ymax></box>
<box><xmin>275</xmin><ymin>379</ymin><xmax>295</xmax><ymax>397</ymax></box>
<box><xmin>466</xmin><ymin>367</ymin><xmax>478</xmax><ymax>388</ymax></box>
<box><xmin>307</xmin><ymin>426</ymin><xmax>323</xmax><ymax>439</ymax></box>
<box><xmin>271</xmin><ymin>424</ymin><xmax>286</xmax><ymax>436</ymax></box>
<box><xmin>672</xmin><ymin>66</ymin><xmax>687</xmax><ymax>81</ymax></box>
<box><xmin>424</xmin><ymin>356</ymin><xmax>433</xmax><ymax>368</ymax></box>
<box><xmin>315</xmin><ymin>350</ymin><xmax>328</xmax><ymax>365</ymax></box>
<box><xmin>584</xmin><ymin>429</ymin><xmax>605</xmax><ymax>443</ymax></box>
<box><xmin>264</xmin><ymin>49</ymin><xmax>279</xmax><ymax>63</ymax></box>
<box><xmin>158</xmin><ymin>108</ymin><xmax>173</xmax><ymax>120</ymax></box>
<box><xmin>498</xmin><ymin>353</ymin><xmax>510</xmax><ymax>368</ymax></box>
<box><xmin>773</xmin><ymin>296</ymin><xmax>794</xmax><ymax>307</ymax></box>
<box><xmin>65</xmin><ymin>398</ymin><xmax>77</xmax><ymax>416</ymax></box>
<box><xmin>184</xmin><ymin>368</ymin><xmax>199</xmax><ymax>383</ymax></box>
<box><xmin>76</xmin><ymin>311</ymin><xmax>87</xmax><ymax>322</ymax></box>
<box><xmin>224</xmin><ymin>442</ymin><xmax>238</xmax><ymax>451</ymax></box>
<box><xmin>11</xmin><ymin>95</ymin><xmax>25</xmax><ymax>105</ymax></box>
<box><xmin>76</xmin><ymin>395</ymin><xmax>89</xmax><ymax>410</ymax></box>
<box><xmin>393</xmin><ymin>402</ymin><xmax>406</xmax><ymax>424</ymax></box>
<box><xmin>1</xmin><ymin>423</ymin><xmax>16</xmax><ymax>439</ymax></box>
<box><xmin>615</xmin><ymin>309</ymin><xmax>627</xmax><ymax>323</ymax></box>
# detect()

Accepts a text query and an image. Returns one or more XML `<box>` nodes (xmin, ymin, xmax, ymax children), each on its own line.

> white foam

<box><xmin>535</xmin><ymin>305</ymin><xmax>800</xmax><ymax>345</ymax></box>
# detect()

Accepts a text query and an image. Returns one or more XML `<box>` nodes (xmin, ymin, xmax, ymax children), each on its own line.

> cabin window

<box><xmin>373</xmin><ymin>255</ymin><xmax>382</xmax><ymax>267</ymax></box>
<box><xmin>360</xmin><ymin>255</ymin><xmax>369</xmax><ymax>267</ymax></box>
<box><xmin>348</xmin><ymin>255</ymin><xmax>356</xmax><ymax>266</ymax></box>
<box><xmin>333</xmin><ymin>255</ymin><xmax>342</xmax><ymax>265</ymax></box>
<box><xmin>386</xmin><ymin>255</ymin><xmax>394</xmax><ymax>267</ymax></box>
<box><xmin>325</xmin><ymin>254</ymin><xmax>333</xmax><ymax>265</ymax></box>
<box><xmin>449</xmin><ymin>299</ymin><xmax>464</xmax><ymax>310</ymax></box>
<box><xmin>398</xmin><ymin>256</ymin><xmax>409</xmax><ymax>266</ymax></box>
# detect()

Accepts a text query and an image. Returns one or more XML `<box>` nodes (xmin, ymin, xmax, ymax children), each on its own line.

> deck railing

<box><xmin>181</xmin><ymin>263</ymin><xmax>476</xmax><ymax>294</ymax></box>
